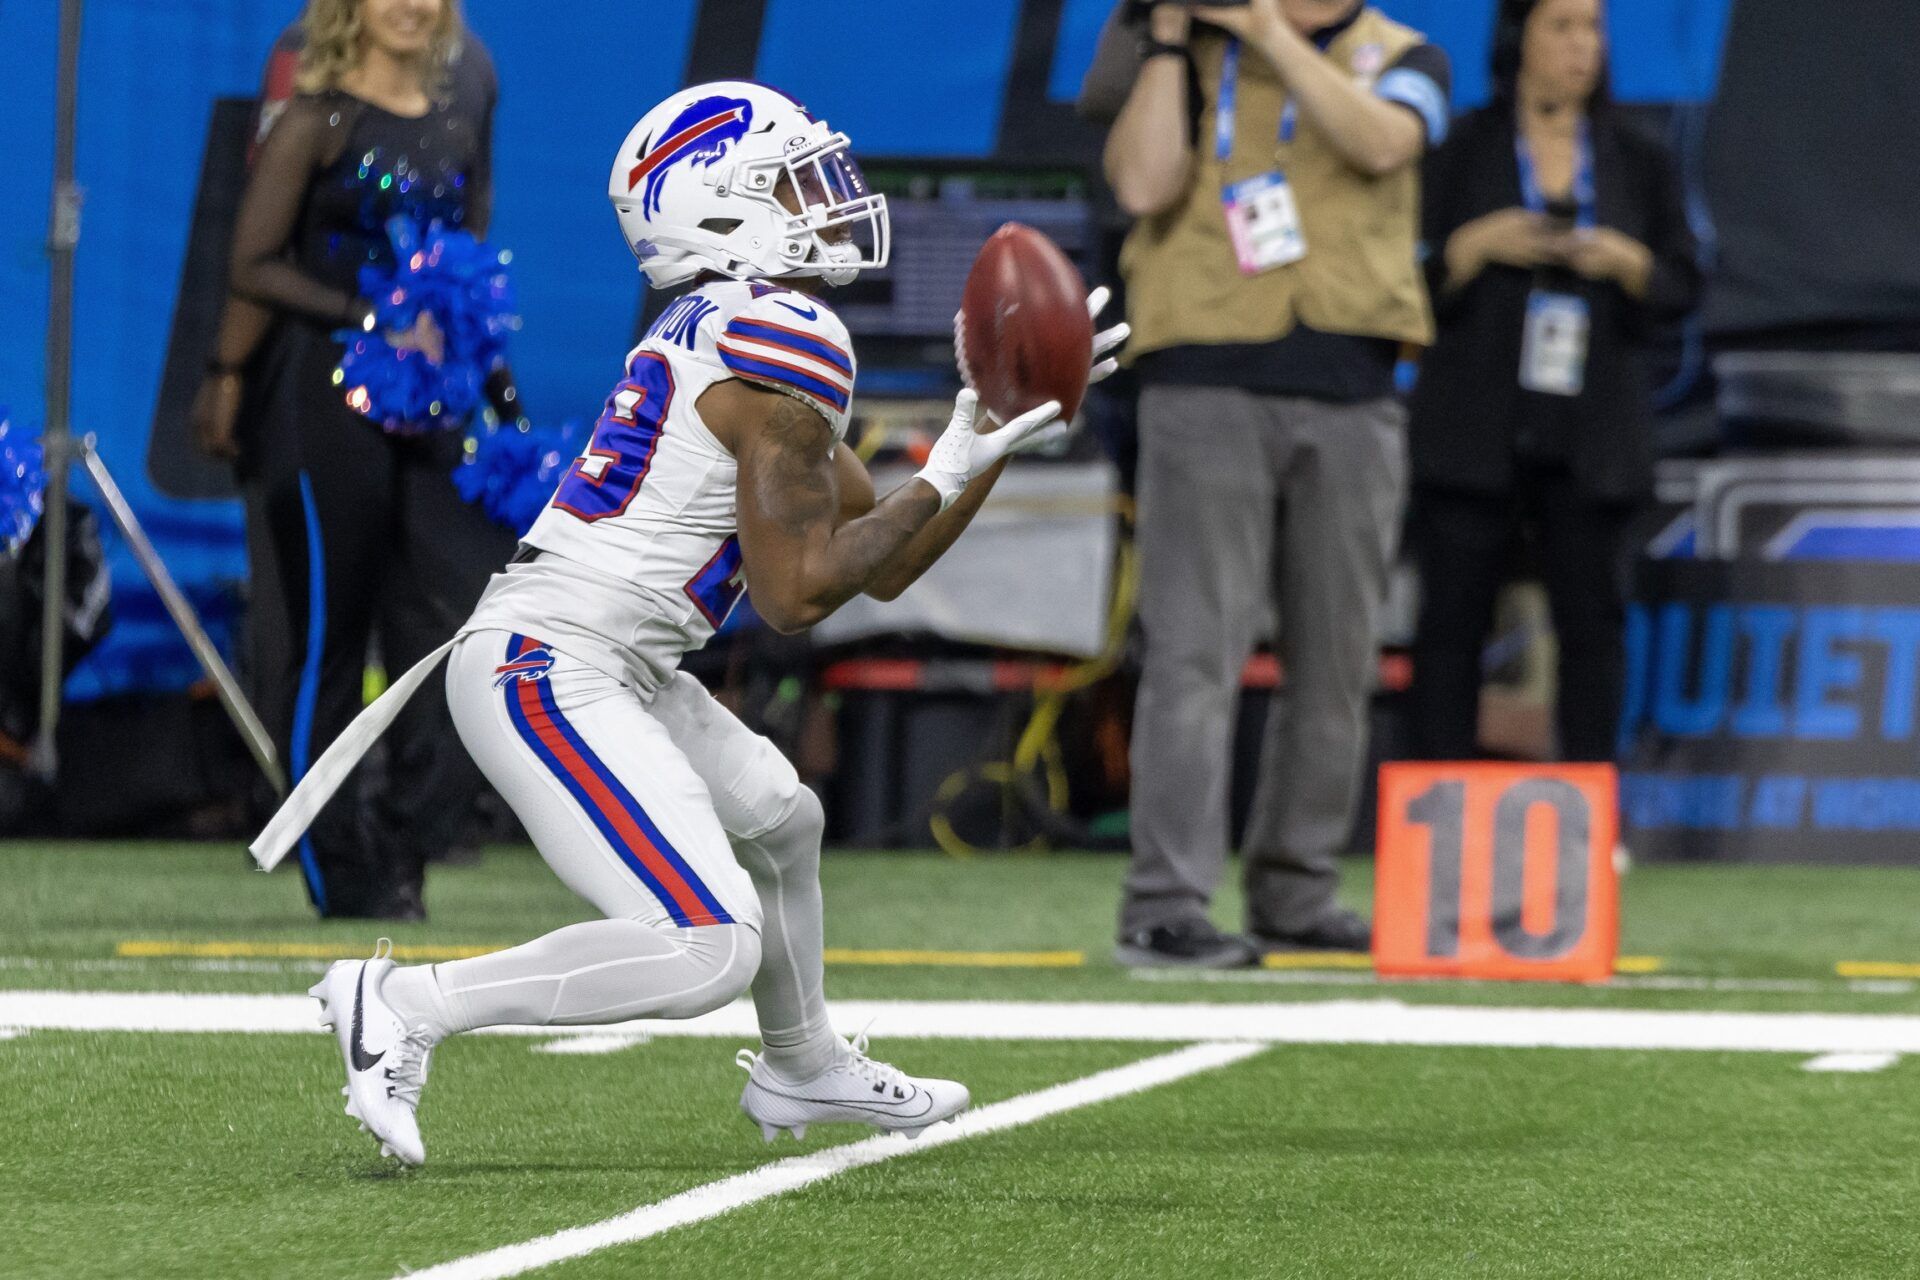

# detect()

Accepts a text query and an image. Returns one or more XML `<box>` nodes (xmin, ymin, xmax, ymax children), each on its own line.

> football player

<box><xmin>289</xmin><ymin>81</ymin><xmax>1126</xmax><ymax>1165</ymax></box>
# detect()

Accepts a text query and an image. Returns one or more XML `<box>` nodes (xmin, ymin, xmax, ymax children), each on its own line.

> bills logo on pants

<box><xmin>498</xmin><ymin>635</ymin><xmax>735</xmax><ymax>928</ymax></box>
<box><xmin>492</xmin><ymin>645</ymin><xmax>557</xmax><ymax>687</ymax></box>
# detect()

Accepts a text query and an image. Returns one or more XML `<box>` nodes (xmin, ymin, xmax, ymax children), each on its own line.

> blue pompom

<box><xmin>335</xmin><ymin>216</ymin><xmax>520</xmax><ymax>435</ymax></box>
<box><xmin>0</xmin><ymin>412</ymin><xmax>46</xmax><ymax>558</ymax></box>
<box><xmin>456</xmin><ymin>417</ymin><xmax>586</xmax><ymax>535</ymax></box>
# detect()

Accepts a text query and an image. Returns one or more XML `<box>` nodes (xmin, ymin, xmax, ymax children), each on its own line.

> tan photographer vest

<box><xmin>1120</xmin><ymin>9</ymin><xmax>1435</xmax><ymax>361</ymax></box>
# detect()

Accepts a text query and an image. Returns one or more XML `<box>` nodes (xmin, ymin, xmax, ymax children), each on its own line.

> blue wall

<box><xmin>0</xmin><ymin>1</ymin><xmax>296</xmax><ymax>699</ymax></box>
<box><xmin>0</xmin><ymin>0</ymin><xmax>1730</xmax><ymax>697</ymax></box>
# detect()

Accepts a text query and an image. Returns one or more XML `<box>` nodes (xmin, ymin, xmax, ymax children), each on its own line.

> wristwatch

<box><xmin>1142</xmin><ymin>39</ymin><xmax>1190</xmax><ymax>62</ymax></box>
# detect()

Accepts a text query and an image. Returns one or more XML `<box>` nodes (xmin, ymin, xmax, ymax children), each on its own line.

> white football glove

<box><xmin>922</xmin><ymin>289</ymin><xmax>1132</xmax><ymax>511</ymax></box>
<box><xmin>915</xmin><ymin>389</ymin><xmax>1062</xmax><ymax>511</ymax></box>
<box><xmin>1085</xmin><ymin>285</ymin><xmax>1131</xmax><ymax>386</ymax></box>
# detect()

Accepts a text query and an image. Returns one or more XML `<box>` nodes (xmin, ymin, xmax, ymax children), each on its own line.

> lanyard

<box><xmin>1515</xmin><ymin>120</ymin><xmax>1597</xmax><ymax>229</ymax></box>
<box><xmin>1215</xmin><ymin>40</ymin><xmax>1296</xmax><ymax>164</ymax></box>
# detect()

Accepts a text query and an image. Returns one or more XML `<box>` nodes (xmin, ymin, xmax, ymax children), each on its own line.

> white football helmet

<box><xmin>609</xmin><ymin>81</ymin><xmax>890</xmax><ymax>290</ymax></box>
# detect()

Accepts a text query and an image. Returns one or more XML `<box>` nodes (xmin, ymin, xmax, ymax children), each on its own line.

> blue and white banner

<box><xmin>1621</xmin><ymin>558</ymin><xmax>1920</xmax><ymax>864</ymax></box>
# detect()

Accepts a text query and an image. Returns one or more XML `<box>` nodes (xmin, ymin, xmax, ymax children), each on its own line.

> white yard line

<box><xmin>532</xmin><ymin>1033</ymin><xmax>652</xmax><ymax>1055</ymax></box>
<box><xmin>1801</xmin><ymin>1052</ymin><xmax>1900</xmax><ymax>1073</ymax></box>
<box><xmin>10</xmin><ymin>990</ymin><xmax>1920</xmax><ymax>1054</ymax></box>
<box><xmin>391</xmin><ymin>1040</ymin><xmax>1265</xmax><ymax>1280</ymax></box>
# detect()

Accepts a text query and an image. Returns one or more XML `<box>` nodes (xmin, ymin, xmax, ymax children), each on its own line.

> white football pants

<box><xmin>382</xmin><ymin>630</ymin><xmax>836</xmax><ymax>1074</ymax></box>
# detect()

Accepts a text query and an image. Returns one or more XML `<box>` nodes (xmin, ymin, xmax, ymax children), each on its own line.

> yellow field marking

<box><xmin>1836</xmin><ymin>961</ymin><xmax>1920</xmax><ymax>979</ymax></box>
<box><xmin>116</xmin><ymin>940</ymin><xmax>1085</xmax><ymax>969</ymax></box>
<box><xmin>1258</xmin><ymin>954</ymin><xmax>1664</xmax><ymax>975</ymax></box>
<box><xmin>115</xmin><ymin>941</ymin><xmax>1667</xmax><ymax>976</ymax></box>
<box><xmin>1259</xmin><ymin>952</ymin><xmax>1374</xmax><ymax>970</ymax></box>
<box><xmin>822</xmin><ymin>948</ymin><xmax>1083</xmax><ymax>968</ymax></box>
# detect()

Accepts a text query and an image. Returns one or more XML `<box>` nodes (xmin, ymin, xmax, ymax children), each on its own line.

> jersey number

<box><xmin>685</xmin><ymin>535</ymin><xmax>747</xmax><ymax>627</ymax></box>
<box><xmin>556</xmin><ymin>350</ymin><xmax>747</xmax><ymax>627</ymax></box>
<box><xmin>552</xmin><ymin>352</ymin><xmax>675</xmax><ymax>523</ymax></box>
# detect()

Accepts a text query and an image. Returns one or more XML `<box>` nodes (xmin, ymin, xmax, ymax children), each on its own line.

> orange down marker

<box><xmin>1374</xmin><ymin>763</ymin><xmax>1619</xmax><ymax>983</ymax></box>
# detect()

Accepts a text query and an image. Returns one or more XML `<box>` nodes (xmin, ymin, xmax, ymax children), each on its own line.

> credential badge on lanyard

<box><xmin>1516</xmin><ymin>121</ymin><xmax>1596</xmax><ymax>397</ymax></box>
<box><xmin>1218</xmin><ymin>39</ymin><xmax>1308</xmax><ymax>276</ymax></box>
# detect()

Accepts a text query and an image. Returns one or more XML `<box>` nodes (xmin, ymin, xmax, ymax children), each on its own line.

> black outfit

<box><xmin>1407</xmin><ymin>105</ymin><xmax>1700</xmax><ymax>761</ymax></box>
<box><xmin>225</xmin><ymin>29</ymin><xmax>501</xmax><ymax>826</ymax></box>
<box><xmin>229</xmin><ymin>89</ymin><xmax>514</xmax><ymax>917</ymax></box>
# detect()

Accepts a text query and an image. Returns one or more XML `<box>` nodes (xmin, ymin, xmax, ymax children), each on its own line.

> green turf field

<box><xmin>5</xmin><ymin>842</ymin><xmax>1919</xmax><ymax>1278</ymax></box>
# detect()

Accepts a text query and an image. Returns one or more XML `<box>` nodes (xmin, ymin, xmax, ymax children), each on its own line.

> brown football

<box><xmin>957</xmin><ymin>223</ymin><xmax>1092</xmax><ymax>427</ymax></box>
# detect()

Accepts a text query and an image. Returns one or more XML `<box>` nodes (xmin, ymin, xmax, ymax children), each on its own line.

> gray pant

<box><xmin>1121</xmin><ymin>385</ymin><xmax>1407</xmax><ymax>936</ymax></box>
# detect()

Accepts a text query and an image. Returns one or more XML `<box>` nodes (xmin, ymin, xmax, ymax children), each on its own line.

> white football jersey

<box><xmin>464</xmin><ymin>279</ymin><xmax>857</xmax><ymax>691</ymax></box>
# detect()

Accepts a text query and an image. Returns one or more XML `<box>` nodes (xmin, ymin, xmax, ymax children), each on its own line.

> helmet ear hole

<box><xmin>699</xmin><ymin>218</ymin><xmax>744</xmax><ymax>236</ymax></box>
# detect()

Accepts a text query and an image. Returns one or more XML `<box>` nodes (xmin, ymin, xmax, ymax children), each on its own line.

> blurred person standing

<box><xmin>1097</xmin><ymin>0</ymin><xmax>1451</xmax><ymax>965</ymax></box>
<box><xmin>208</xmin><ymin>0</ymin><xmax>514</xmax><ymax>919</ymax></box>
<box><xmin>187</xmin><ymin>10</ymin><xmax>502</xmax><ymax>852</ymax></box>
<box><xmin>191</xmin><ymin>3</ymin><xmax>498</xmax><ymax>470</ymax></box>
<box><xmin>1407</xmin><ymin>0</ymin><xmax>1699</xmax><ymax>763</ymax></box>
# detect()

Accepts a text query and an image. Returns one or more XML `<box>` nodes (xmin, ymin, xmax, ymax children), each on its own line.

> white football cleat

<box><xmin>310</xmin><ymin>940</ymin><xmax>433</xmax><ymax>1167</ymax></box>
<box><xmin>736</xmin><ymin>1033</ymin><xmax>969</xmax><ymax>1143</ymax></box>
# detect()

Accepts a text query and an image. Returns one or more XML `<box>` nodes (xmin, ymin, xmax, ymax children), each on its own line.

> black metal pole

<box><xmin>33</xmin><ymin>0</ymin><xmax>84</xmax><ymax>780</ymax></box>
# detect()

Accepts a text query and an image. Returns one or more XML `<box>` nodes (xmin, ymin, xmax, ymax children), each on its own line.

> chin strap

<box><xmin>814</xmin><ymin>240</ymin><xmax>862</xmax><ymax>287</ymax></box>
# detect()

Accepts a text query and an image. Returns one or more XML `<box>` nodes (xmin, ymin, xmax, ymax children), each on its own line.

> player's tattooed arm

<box><xmin>716</xmin><ymin>382</ymin><xmax>941</xmax><ymax>633</ymax></box>
<box><xmin>861</xmin><ymin>457</ymin><xmax>1009</xmax><ymax>601</ymax></box>
<box><xmin>827</xmin><ymin>446</ymin><xmax>1007</xmax><ymax>602</ymax></box>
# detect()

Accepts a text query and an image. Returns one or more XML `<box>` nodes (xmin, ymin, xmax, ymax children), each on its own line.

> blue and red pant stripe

<box><xmin>500</xmin><ymin>635</ymin><xmax>733</xmax><ymax>928</ymax></box>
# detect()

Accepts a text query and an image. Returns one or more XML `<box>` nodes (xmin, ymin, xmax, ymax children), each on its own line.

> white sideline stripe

<box><xmin>1801</xmin><ymin>1051</ymin><xmax>1899</xmax><ymax>1073</ymax></box>
<box><xmin>0</xmin><ymin>955</ymin><xmax>331</xmax><ymax>976</ymax></box>
<box><xmin>1129</xmin><ymin>966</ymin><xmax>1920</xmax><ymax>997</ymax></box>
<box><xmin>12</xmin><ymin>990</ymin><xmax>1920</xmax><ymax>1054</ymax></box>
<box><xmin>5</xmin><ymin>957</ymin><xmax>1916</xmax><ymax>999</ymax></box>
<box><xmin>393</xmin><ymin>1041</ymin><xmax>1265</xmax><ymax>1280</ymax></box>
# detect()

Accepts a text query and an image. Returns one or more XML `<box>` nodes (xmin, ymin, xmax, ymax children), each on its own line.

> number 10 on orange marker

<box><xmin>1374</xmin><ymin>763</ymin><xmax>1619</xmax><ymax>983</ymax></box>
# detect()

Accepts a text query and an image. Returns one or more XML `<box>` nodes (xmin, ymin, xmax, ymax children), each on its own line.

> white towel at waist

<box><xmin>249</xmin><ymin>636</ymin><xmax>459</xmax><ymax>872</ymax></box>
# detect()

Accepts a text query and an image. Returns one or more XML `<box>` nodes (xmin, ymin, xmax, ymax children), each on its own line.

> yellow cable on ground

<box><xmin>930</xmin><ymin>508</ymin><xmax>1139</xmax><ymax>859</ymax></box>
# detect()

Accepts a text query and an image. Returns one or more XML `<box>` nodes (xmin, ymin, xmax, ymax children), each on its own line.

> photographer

<box><xmin>1094</xmin><ymin>0</ymin><xmax>1450</xmax><ymax>965</ymax></box>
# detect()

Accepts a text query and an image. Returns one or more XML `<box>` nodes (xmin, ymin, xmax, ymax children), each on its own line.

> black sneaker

<box><xmin>1114</xmin><ymin>918</ymin><xmax>1258</xmax><ymax>969</ymax></box>
<box><xmin>321</xmin><ymin>879</ymin><xmax>426</xmax><ymax>923</ymax></box>
<box><xmin>428</xmin><ymin>843</ymin><xmax>483</xmax><ymax>866</ymax></box>
<box><xmin>1251</xmin><ymin>908</ymin><xmax>1372</xmax><ymax>954</ymax></box>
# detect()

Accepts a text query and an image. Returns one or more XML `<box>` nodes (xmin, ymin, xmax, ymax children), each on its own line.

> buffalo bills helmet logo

<box><xmin>493</xmin><ymin>645</ymin><xmax>557</xmax><ymax>688</ymax></box>
<box><xmin>627</xmin><ymin>95</ymin><xmax>755</xmax><ymax>218</ymax></box>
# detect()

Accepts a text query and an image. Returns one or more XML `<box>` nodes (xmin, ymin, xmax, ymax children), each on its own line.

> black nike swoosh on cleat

<box><xmin>773</xmin><ymin>299</ymin><xmax>818</xmax><ymax>320</ymax></box>
<box><xmin>753</xmin><ymin>1084</ymin><xmax>934</xmax><ymax>1119</ymax></box>
<box><xmin>349</xmin><ymin>966</ymin><xmax>385</xmax><ymax>1072</ymax></box>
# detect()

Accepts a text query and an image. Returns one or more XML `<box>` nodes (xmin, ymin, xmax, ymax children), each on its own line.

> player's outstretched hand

<box><xmin>915</xmin><ymin>389</ymin><xmax>1064</xmax><ymax>512</ymax></box>
<box><xmin>920</xmin><ymin>288</ymin><xmax>1125</xmax><ymax>510</ymax></box>
<box><xmin>950</xmin><ymin>286</ymin><xmax>1129</xmax><ymax>400</ymax></box>
<box><xmin>1087</xmin><ymin>286</ymin><xmax>1130</xmax><ymax>386</ymax></box>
